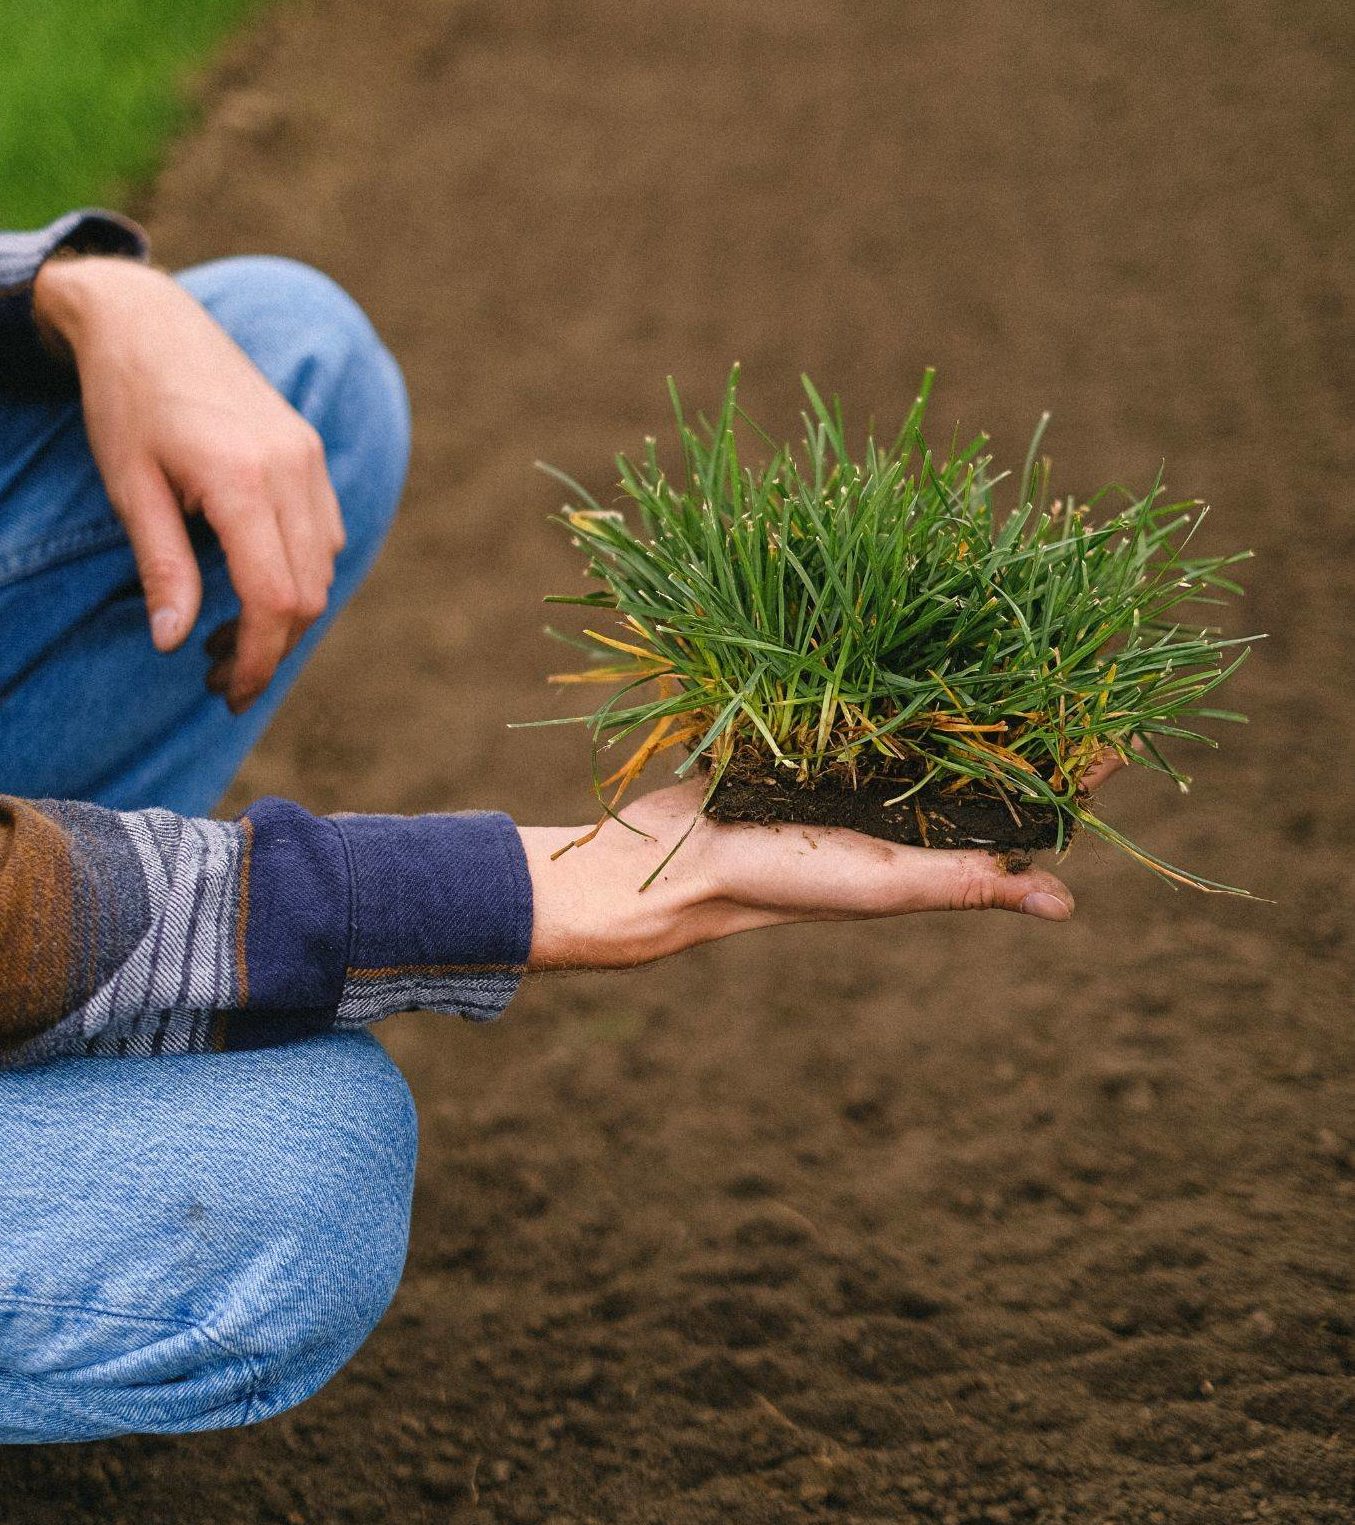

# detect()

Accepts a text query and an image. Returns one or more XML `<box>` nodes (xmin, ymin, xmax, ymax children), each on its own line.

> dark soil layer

<box><xmin>706</xmin><ymin>761</ymin><xmax>1067</xmax><ymax>852</ymax></box>
<box><xmin>5</xmin><ymin>1</ymin><xmax>1354</xmax><ymax>1522</ymax></box>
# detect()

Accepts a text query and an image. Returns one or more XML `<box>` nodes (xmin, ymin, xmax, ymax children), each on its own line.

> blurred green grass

<box><xmin>0</xmin><ymin>0</ymin><xmax>267</xmax><ymax>228</ymax></box>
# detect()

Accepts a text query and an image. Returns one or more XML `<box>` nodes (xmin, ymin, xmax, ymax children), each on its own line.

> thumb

<box><xmin>934</xmin><ymin>849</ymin><xmax>1075</xmax><ymax>921</ymax></box>
<box><xmin>992</xmin><ymin>863</ymin><xmax>1075</xmax><ymax>922</ymax></box>
<box><xmin>115</xmin><ymin>468</ymin><xmax>203</xmax><ymax>652</ymax></box>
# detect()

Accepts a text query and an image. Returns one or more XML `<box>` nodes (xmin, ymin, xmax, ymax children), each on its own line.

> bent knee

<box><xmin>179</xmin><ymin>254</ymin><xmax>384</xmax><ymax>361</ymax></box>
<box><xmin>0</xmin><ymin>1212</ymin><xmax>411</xmax><ymax>1441</ymax></box>
<box><xmin>212</xmin><ymin>1035</ymin><xmax>418</xmax><ymax>1413</ymax></box>
<box><xmin>0</xmin><ymin>1035</ymin><xmax>417</xmax><ymax>1440</ymax></box>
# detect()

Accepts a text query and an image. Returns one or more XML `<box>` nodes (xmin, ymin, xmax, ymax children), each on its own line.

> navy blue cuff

<box><xmin>236</xmin><ymin>798</ymin><xmax>532</xmax><ymax>1034</ymax></box>
<box><xmin>335</xmin><ymin>809</ymin><xmax>533</xmax><ymax>976</ymax></box>
<box><xmin>240</xmin><ymin>799</ymin><xmax>351</xmax><ymax>1012</ymax></box>
<box><xmin>0</xmin><ymin>209</ymin><xmax>150</xmax><ymax>398</ymax></box>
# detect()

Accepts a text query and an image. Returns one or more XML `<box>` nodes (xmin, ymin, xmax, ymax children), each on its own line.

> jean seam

<box><xmin>0</xmin><ymin>520</ymin><xmax>128</xmax><ymax>586</ymax></box>
<box><xmin>0</xmin><ymin>1292</ymin><xmax>268</xmax><ymax>1410</ymax></box>
<box><xmin>0</xmin><ymin>1293</ymin><xmax>196</xmax><ymax>1330</ymax></box>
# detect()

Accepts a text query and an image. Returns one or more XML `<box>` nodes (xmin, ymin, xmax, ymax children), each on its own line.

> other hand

<box><xmin>33</xmin><ymin>255</ymin><xmax>344</xmax><ymax>713</ymax></box>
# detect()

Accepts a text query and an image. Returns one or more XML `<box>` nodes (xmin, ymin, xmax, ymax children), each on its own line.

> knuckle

<box><xmin>274</xmin><ymin>425</ymin><xmax>324</xmax><ymax>478</ymax></box>
<box><xmin>256</xmin><ymin>581</ymin><xmax>300</xmax><ymax>621</ymax></box>
<box><xmin>232</xmin><ymin>446</ymin><xmax>272</xmax><ymax>484</ymax></box>
<box><xmin>297</xmin><ymin>588</ymin><xmax>328</xmax><ymax>623</ymax></box>
<box><xmin>136</xmin><ymin>552</ymin><xmax>187</xmax><ymax>590</ymax></box>
<box><xmin>954</xmin><ymin>869</ymin><xmax>998</xmax><ymax>912</ymax></box>
<box><xmin>215</xmin><ymin>463</ymin><xmax>267</xmax><ymax>506</ymax></box>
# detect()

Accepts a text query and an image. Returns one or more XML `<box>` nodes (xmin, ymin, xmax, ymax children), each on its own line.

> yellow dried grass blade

<box><xmin>583</xmin><ymin>628</ymin><xmax>663</xmax><ymax>661</ymax></box>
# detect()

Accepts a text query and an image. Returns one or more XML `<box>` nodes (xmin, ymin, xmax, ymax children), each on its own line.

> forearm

<box><xmin>0</xmin><ymin>794</ymin><xmax>531</xmax><ymax>1067</ymax></box>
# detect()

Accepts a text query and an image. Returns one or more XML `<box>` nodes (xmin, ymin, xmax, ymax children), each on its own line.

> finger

<box><xmin>808</xmin><ymin>834</ymin><xmax>1075</xmax><ymax>920</ymax></box>
<box><xmin>275</xmin><ymin>486</ymin><xmax>334</xmax><ymax>653</ymax></box>
<box><xmin>293</xmin><ymin>420</ymin><xmax>344</xmax><ymax>555</ymax></box>
<box><xmin>207</xmin><ymin>499</ymin><xmax>299</xmax><ymax>712</ymax></box>
<box><xmin>931</xmin><ymin>849</ymin><xmax>1075</xmax><ymax>921</ymax></box>
<box><xmin>205</xmin><ymin>618</ymin><xmax>238</xmax><ymax>698</ymax></box>
<box><xmin>312</xmin><ymin>458</ymin><xmax>345</xmax><ymax>555</ymax></box>
<box><xmin>995</xmin><ymin>864</ymin><xmax>1075</xmax><ymax>921</ymax></box>
<box><xmin>205</xmin><ymin>616</ymin><xmax>239</xmax><ymax>662</ymax></box>
<box><xmin>1081</xmin><ymin>746</ymin><xmax>1128</xmax><ymax>792</ymax></box>
<box><xmin>114</xmin><ymin>467</ymin><xmax>203</xmax><ymax>651</ymax></box>
<box><xmin>703</xmin><ymin>811</ymin><xmax>1079</xmax><ymax>926</ymax></box>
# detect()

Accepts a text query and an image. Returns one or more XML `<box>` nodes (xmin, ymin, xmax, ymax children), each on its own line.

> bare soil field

<box><xmin>5</xmin><ymin>0</ymin><xmax>1354</xmax><ymax>1519</ymax></box>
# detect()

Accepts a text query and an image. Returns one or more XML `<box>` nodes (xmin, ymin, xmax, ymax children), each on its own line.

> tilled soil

<box><xmin>5</xmin><ymin>0</ymin><xmax>1354</xmax><ymax>1521</ymax></box>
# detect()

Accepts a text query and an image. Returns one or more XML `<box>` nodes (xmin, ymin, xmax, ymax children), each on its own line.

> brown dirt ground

<box><xmin>6</xmin><ymin>0</ymin><xmax>1355</xmax><ymax>1520</ymax></box>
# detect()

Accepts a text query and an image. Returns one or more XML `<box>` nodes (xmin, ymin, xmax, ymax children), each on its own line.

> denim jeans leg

<box><xmin>0</xmin><ymin>1031</ymin><xmax>417</xmax><ymax>1442</ymax></box>
<box><xmin>0</xmin><ymin>256</ymin><xmax>410</xmax><ymax>815</ymax></box>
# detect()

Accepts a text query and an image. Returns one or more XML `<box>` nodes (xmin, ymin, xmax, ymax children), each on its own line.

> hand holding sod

<box><xmin>521</xmin><ymin>751</ymin><xmax>1124</xmax><ymax>970</ymax></box>
<box><xmin>33</xmin><ymin>255</ymin><xmax>343</xmax><ymax>713</ymax></box>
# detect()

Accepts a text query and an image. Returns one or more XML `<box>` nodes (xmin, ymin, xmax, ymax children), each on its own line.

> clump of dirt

<box><xmin>705</xmin><ymin>751</ymin><xmax>1068</xmax><ymax>851</ymax></box>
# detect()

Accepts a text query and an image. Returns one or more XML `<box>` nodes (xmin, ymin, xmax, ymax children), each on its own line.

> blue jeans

<box><xmin>0</xmin><ymin>258</ymin><xmax>418</xmax><ymax>1442</ymax></box>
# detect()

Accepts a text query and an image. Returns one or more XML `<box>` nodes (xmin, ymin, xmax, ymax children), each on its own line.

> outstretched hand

<box><xmin>520</xmin><ymin>751</ymin><xmax>1126</xmax><ymax>969</ymax></box>
<box><xmin>33</xmin><ymin>255</ymin><xmax>343</xmax><ymax>713</ymax></box>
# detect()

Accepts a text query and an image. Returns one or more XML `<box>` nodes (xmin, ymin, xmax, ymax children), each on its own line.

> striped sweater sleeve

<box><xmin>1</xmin><ymin>209</ymin><xmax>149</xmax><ymax>398</ymax></box>
<box><xmin>0</xmin><ymin>795</ymin><xmax>533</xmax><ymax>1067</ymax></box>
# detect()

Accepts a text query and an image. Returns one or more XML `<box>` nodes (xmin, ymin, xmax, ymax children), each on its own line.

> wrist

<box><xmin>31</xmin><ymin>254</ymin><xmax>99</xmax><ymax>350</ymax></box>
<box><xmin>31</xmin><ymin>255</ymin><xmax>156</xmax><ymax>357</ymax></box>
<box><xmin>520</xmin><ymin>821</ymin><xmax>717</xmax><ymax>970</ymax></box>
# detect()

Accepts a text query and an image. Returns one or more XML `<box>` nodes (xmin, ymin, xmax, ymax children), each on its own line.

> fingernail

<box><xmin>1021</xmin><ymin>891</ymin><xmax>1073</xmax><ymax>922</ymax></box>
<box><xmin>151</xmin><ymin>607</ymin><xmax>182</xmax><ymax>649</ymax></box>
